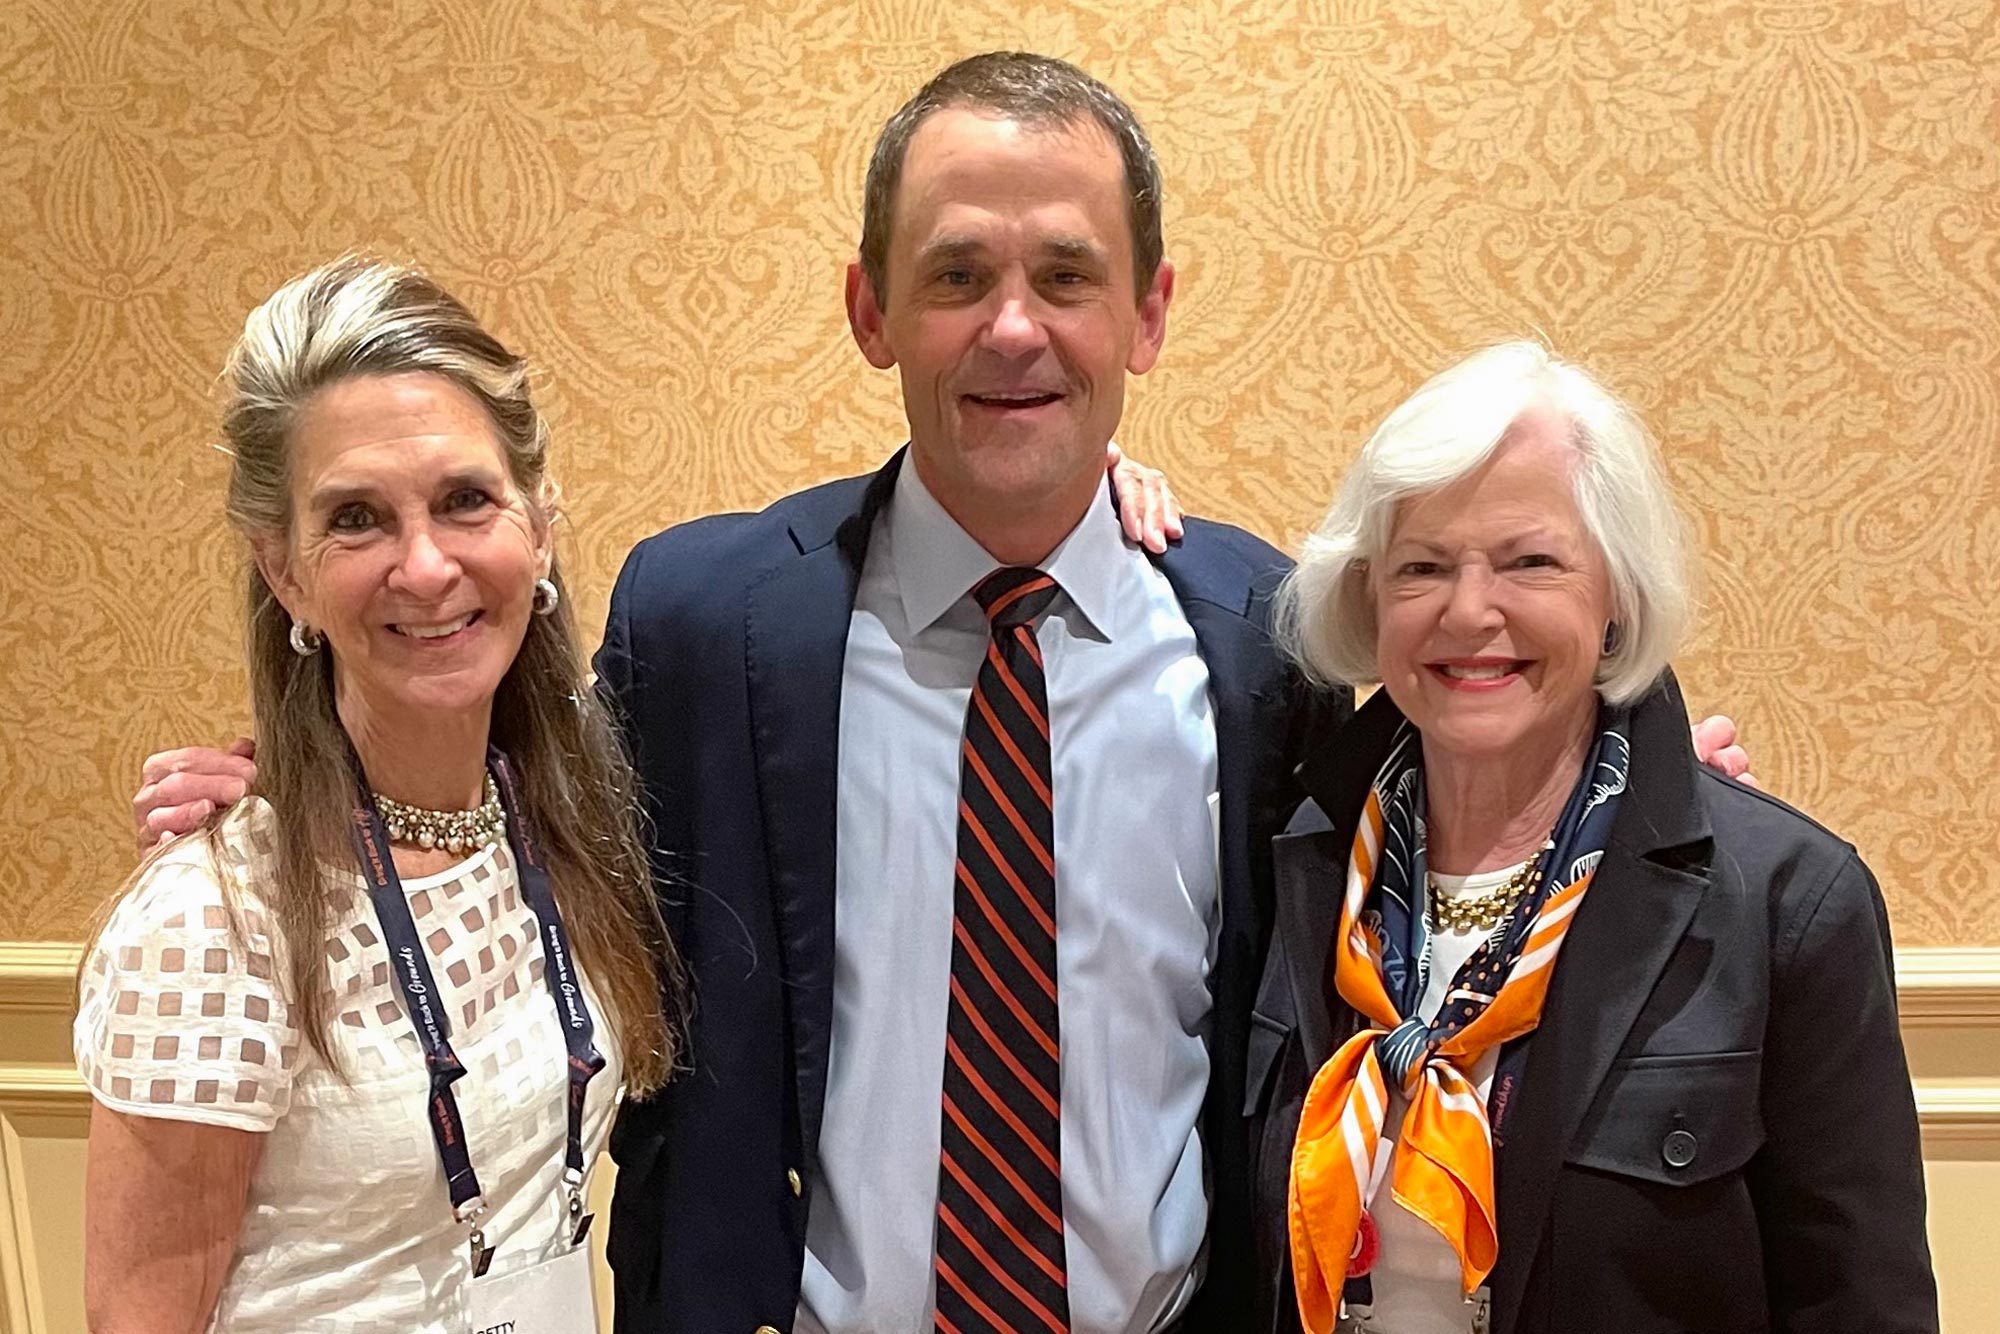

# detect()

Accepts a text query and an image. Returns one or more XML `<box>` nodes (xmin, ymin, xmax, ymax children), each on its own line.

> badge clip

<box><xmin>468</xmin><ymin>1225</ymin><xmax>495</xmax><ymax>1278</ymax></box>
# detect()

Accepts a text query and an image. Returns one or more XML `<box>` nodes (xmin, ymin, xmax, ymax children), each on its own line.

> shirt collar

<box><xmin>890</xmin><ymin>459</ymin><xmax>1123</xmax><ymax>640</ymax></box>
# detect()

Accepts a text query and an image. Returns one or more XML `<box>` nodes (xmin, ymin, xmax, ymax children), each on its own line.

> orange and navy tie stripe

<box><xmin>935</xmin><ymin>566</ymin><xmax>1069</xmax><ymax>1334</ymax></box>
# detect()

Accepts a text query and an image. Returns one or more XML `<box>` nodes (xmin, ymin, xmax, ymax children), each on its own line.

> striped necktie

<box><xmin>934</xmin><ymin>566</ymin><xmax>1069</xmax><ymax>1334</ymax></box>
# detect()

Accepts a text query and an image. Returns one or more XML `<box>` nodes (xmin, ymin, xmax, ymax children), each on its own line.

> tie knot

<box><xmin>974</xmin><ymin>567</ymin><xmax>1061</xmax><ymax>630</ymax></box>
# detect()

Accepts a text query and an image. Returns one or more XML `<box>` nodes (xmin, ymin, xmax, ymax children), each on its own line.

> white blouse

<box><xmin>74</xmin><ymin>799</ymin><xmax>623</xmax><ymax>1334</ymax></box>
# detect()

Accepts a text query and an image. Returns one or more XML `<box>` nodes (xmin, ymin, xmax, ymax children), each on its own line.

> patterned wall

<box><xmin>3</xmin><ymin>0</ymin><xmax>1995</xmax><ymax>944</ymax></box>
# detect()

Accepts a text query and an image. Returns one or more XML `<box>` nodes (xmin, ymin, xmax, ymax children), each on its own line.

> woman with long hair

<box><xmin>75</xmin><ymin>257</ymin><xmax>686</xmax><ymax>1333</ymax></box>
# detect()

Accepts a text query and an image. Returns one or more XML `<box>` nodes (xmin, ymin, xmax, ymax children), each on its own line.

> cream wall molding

<box><xmin>0</xmin><ymin>947</ymin><xmax>1991</xmax><ymax>1133</ymax></box>
<box><xmin>1912</xmin><ymin>1081</ymin><xmax>2000</xmax><ymax>1139</ymax></box>
<box><xmin>1895</xmin><ymin>947</ymin><xmax>2000</xmax><ymax>1026</ymax></box>
<box><xmin>0</xmin><ymin>942</ymin><xmax>1995</xmax><ymax>1020</ymax></box>
<box><xmin>0</xmin><ymin>1112</ymin><xmax>48</xmax><ymax>1334</ymax></box>
<box><xmin>0</xmin><ymin>1066</ymin><xmax>84</xmax><ymax>1118</ymax></box>
<box><xmin>0</xmin><ymin>945</ymin><xmax>81</xmax><ymax>1017</ymax></box>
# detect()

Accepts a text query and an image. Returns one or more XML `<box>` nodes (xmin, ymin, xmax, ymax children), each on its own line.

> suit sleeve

<box><xmin>593</xmin><ymin>545</ymin><xmax>640</xmax><ymax>719</ymax></box>
<box><xmin>1750</xmin><ymin>850</ymin><xmax>1938</xmax><ymax>1332</ymax></box>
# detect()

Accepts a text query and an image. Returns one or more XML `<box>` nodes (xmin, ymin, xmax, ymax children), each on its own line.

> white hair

<box><xmin>1274</xmin><ymin>341</ymin><xmax>1692</xmax><ymax>705</ymax></box>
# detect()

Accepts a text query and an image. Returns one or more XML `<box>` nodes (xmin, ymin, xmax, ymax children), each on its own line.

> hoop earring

<box><xmin>532</xmin><ymin>578</ymin><xmax>559</xmax><ymax>616</ymax></box>
<box><xmin>1602</xmin><ymin>621</ymin><xmax>1622</xmax><ymax>656</ymax></box>
<box><xmin>289</xmin><ymin>620</ymin><xmax>323</xmax><ymax>656</ymax></box>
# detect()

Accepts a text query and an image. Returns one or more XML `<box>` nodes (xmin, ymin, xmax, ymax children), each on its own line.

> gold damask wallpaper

<box><xmin>1</xmin><ymin>0</ymin><xmax>1995</xmax><ymax>944</ymax></box>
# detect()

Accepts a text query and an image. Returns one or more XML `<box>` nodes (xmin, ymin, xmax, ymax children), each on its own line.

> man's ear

<box><xmin>1126</xmin><ymin>258</ymin><xmax>1176</xmax><ymax>376</ymax></box>
<box><xmin>845</xmin><ymin>259</ymin><xmax>897</xmax><ymax>370</ymax></box>
<box><xmin>250</xmin><ymin>534</ymin><xmax>305</xmax><ymax>622</ymax></box>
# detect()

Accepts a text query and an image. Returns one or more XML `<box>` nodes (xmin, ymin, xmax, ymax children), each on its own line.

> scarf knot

<box><xmin>1374</xmin><ymin>1016</ymin><xmax>1432</xmax><ymax>1094</ymax></box>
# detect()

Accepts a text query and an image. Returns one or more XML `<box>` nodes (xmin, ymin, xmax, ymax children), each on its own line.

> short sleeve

<box><xmin>74</xmin><ymin>846</ymin><xmax>297</xmax><ymax>1131</ymax></box>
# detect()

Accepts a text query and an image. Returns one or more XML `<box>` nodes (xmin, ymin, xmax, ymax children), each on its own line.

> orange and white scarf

<box><xmin>1289</xmin><ymin>713</ymin><xmax>1630</xmax><ymax>1330</ymax></box>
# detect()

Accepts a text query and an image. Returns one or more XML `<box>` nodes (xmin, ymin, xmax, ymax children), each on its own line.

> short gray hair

<box><xmin>1274</xmin><ymin>341</ymin><xmax>1692</xmax><ymax>706</ymax></box>
<box><xmin>859</xmin><ymin>51</ymin><xmax>1163</xmax><ymax>307</ymax></box>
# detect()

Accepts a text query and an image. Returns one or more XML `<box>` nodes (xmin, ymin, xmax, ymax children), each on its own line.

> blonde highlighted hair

<box><xmin>98</xmin><ymin>256</ymin><xmax>683</xmax><ymax>1093</ymax></box>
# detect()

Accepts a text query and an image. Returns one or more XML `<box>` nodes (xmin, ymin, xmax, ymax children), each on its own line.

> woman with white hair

<box><xmin>1245</xmin><ymin>342</ymin><xmax>1936</xmax><ymax>1333</ymax></box>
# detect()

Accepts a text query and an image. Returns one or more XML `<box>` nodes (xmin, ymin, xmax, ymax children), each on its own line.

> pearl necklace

<box><xmin>372</xmin><ymin>775</ymin><xmax>505</xmax><ymax>854</ymax></box>
<box><xmin>1427</xmin><ymin>851</ymin><xmax>1545</xmax><ymax>934</ymax></box>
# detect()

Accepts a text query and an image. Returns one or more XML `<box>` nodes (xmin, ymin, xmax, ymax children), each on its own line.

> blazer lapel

<box><xmin>1282</xmin><ymin>689</ymin><xmax>1407</xmax><ymax>1064</ymax></box>
<box><xmin>1487</xmin><ymin>678</ymin><xmax>1714</xmax><ymax>1330</ymax></box>
<box><xmin>743</xmin><ymin>452</ymin><xmax>903</xmax><ymax>1169</ymax></box>
<box><xmin>1272</xmin><ymin>829</ymin><xmax>1347</xmax><ymax>1064</ymax></box>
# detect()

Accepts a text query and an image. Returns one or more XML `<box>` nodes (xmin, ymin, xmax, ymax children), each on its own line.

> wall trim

<box><xmin>0</xmin><ymin>1113</ymin><xmax>46</xmax><ymax>1334</ymax></box>
<box><xmin>0</xmin><ymin>945</ymin><xmax>1993</xmax><ymax>1135</ymax></box>
<box><xmin>0</xmin><ymin>1065</ymin><xmax>85</xmax><ymax>1119</ymax></box>
<box><xmin>1912</xmin><ymin>1081</ymin><xmax>2000</xmax><ymax>1141</ymax></box>
<box><xmin>1895</xmin><ymin>947</ymin><xmax>2000</xmax><ymax>1026</ymax></box>
<box><xmin>0</xmin><ymin>945</ymin><xmax>81</xmax><ymax>1016</ymax></box>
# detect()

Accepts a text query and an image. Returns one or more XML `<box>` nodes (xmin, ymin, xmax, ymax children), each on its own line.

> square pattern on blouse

<box><xmin>75</xmin><ymin>799</ymin><xmax>547</xmax><ymax>1130</ymax></box>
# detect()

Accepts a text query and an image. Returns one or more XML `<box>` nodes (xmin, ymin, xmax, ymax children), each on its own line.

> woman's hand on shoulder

<box><xmin>85</xmin><ymin>1103</ymin><xmax>263</xmax><ymax>1333</ymax></box>
<box><xmin>132</xmin><ymin>738</ymin><xmax>257</xmax><ymax>851</ymax></box>
<box><xmin>1106</xmin><ymin>441</ymin><xmax>1186</xmax><ymax>554</ymax></box>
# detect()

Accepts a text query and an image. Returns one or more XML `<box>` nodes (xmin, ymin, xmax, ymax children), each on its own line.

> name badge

<box><xmin>466</xmin><ymin>1241</ymin><xmax>597</xmax><ymax>1334</ymax></box>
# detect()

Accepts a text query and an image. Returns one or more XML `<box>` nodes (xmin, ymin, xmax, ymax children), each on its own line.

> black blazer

<box><xmin>596</xmin><ymin>450</ymin><xmax>1345</xmax><ymax>1333</ymax></box>
<box><xmin>1247</xmin><ymin>678</ymin><xmax>1937</xmax><ymax>1334</ymax></box>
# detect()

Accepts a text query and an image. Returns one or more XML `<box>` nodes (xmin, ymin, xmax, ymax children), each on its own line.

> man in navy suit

<box><xmin>595</xmin><ymin>53</ymin><xmax>1342</xmax><ymax>1333</ymax></box>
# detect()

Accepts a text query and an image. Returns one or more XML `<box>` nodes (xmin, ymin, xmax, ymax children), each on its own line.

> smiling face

<box><xmin>1372</xmin><ymin>405</ymin><xmax>1615</xmax><ymax>766</ymax></box>
<box><xmin>847</xmin><ymin>108</ymin><xmax>1171</xmax><ymax>548</ymax></box>
<box><xmin>256</xmin><ymin>372</ymin><xmax>550</xmax><ymax>742</ymax></box>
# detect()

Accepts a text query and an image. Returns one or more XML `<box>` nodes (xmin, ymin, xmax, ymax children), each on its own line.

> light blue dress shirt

<box><xmin>796</xmin><ymin>461</ymin><xmax>1221</xmax><ymax>1334</ymax></box>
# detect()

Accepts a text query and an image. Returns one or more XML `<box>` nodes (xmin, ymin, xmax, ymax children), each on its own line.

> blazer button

<box><xmin>1662</xmin><ymin>1128</ymin><xmax>1698</xmax><ymax>1169</ymax></box>
<box><xmin>756</xmin><ymin>1326</ymin><xmax>782</xmax><ymax>1334</ymax></box>
<box><xmin>787</xmin><ymin>1168</ymin><xmax>803</xmax><ymax>1198</ymax></box>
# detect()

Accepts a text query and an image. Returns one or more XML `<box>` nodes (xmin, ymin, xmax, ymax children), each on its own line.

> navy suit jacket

<box><xmin>596</xmin><ymin>451</ymin><xmax>1347</xmax><ymax>1333</ymax></box>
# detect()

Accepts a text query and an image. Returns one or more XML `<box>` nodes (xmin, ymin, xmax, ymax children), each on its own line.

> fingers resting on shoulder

<box><xmin>1690</xmin><ymin>714</ymin><xmax>1758</xmax><ymax>789</ymax></box>
<box><xmin>1105</xmin><ymin>441</ymin><xmax>1187</xmax><ymax>555</ymax></box>
<box><xmin>133</xmin><ymin>739</ymin><xmax>258</xmax><ymax>851</ymax></box>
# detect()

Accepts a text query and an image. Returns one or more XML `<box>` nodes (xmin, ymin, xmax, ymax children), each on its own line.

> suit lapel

<box><xmin>1487</xmin><ymin>679</ymin><xmax>1713</xmax><ymax>1330</ymax></box>
<box><xmin>1281</xmin><ymin>690</ymin><xmax>1405</xmax><ymax>1065</ymax></box>
<box><xmin>1272</xmin><ymin>829</ymin><xmax>1348</xmax><ymax>1064</ymax></box>
<box><xmin>743</xmin><ymin>453</ymin><xmax>902</xmax><ymax>1169</ymax></box>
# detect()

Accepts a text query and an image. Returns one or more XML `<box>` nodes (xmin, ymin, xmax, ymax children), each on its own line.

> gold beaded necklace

<box><xmin>1427</xmin><ymin>850</ymin><xmax>1546</xmax><ymax>934</ymax></box>
<box><xmin>371</xmin><ymin>774</ymin><xmax>506</xmax><ymax>854</ymax></box>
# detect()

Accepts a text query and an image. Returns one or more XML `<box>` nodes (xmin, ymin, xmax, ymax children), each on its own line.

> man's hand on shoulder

<box><xmin>1691</xmin><ymin>714</ymin><xmax>1757</xmax><ymax>788</ymax></box>
<box><xmin>133</xmin><ymin>738</ymin><xmax>257</xmax><ymax>851</ymax></box>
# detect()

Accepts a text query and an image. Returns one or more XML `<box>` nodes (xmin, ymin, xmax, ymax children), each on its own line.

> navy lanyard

<box><xmin>349</xmin><ymin>746</ymin><xmax>605</xmax><ymax>1254</ymax></box>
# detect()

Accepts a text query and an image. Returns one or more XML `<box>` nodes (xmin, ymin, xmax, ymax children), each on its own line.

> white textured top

<box><xmin>799</xmin><ymin>463</ymin><xmax>1221</xmax><ymax>1333</ymax></box>
<box><xmin>1354</xmin><ymin>862</ymin><xmax>1527</xmax><ymax>1334</ymax></box>
<box><xmin>74</xmin><ymin>798</ymin><xmax>623</xmax><ymax>1334</ymax></box>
